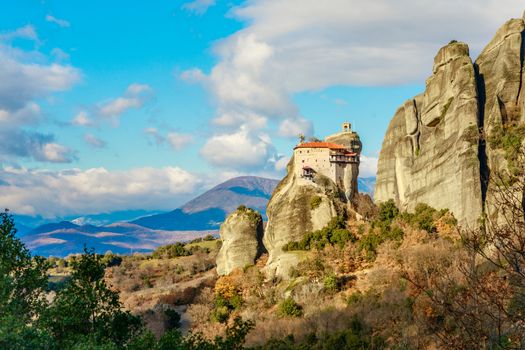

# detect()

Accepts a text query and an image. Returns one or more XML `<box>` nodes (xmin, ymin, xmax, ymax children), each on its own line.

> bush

<box><xmin>358</xmin><ymin>232</ymin><xmax>382</xmax><ymax>260</ymax></box>
<box><xmin>152</xmin><ymin>243</ymin><xmax>190</xmax><ymax>259</ymax></box>
<box><xmin>283</xmin><ymin>217</ymin><xmax>356</xmax><ymax>251</ymax></box>
<box><xmin>278</xmin><ymin>297</ymin><xmax>303</xmax><ymax>318</ymax></box>
<box><xmin>323</xmin><ymin>274</ymin><xmax>340</xmax><ymax>293</ymax></box>
<box><xmin>164</xmin><ymin>309</ymin><xmax>181</xmax><ymax>330</ymax></box>
<box><xmin>310</xmin><ymin>196</ymin><xmax>322</xmax><ymax>210</ymax></box>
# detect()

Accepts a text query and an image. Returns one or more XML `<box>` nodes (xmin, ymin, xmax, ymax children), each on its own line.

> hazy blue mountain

<box><xmin>358</xmin><ymin>177</ymin><xmax>376</xmax><ymax>196</ymax></box>
<box><xmin>21</xmin><ymin>176</ymin><xmax>279</xmax><ymax>256</ymax></box>
<box><xmin>132</xmin><ymin>176</ymin><xmax>279</xmax><ymax>230</ymax></box>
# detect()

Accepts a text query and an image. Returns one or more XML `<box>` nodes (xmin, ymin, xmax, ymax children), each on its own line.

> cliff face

<box><xmin>263</xmin><ymin>157</ymin><xmax>345</xmax><ymax>278</ymax></box>
<box><xmin>375</xmin><ymin>13</ymin><xmax>525</xmax><ymax>227</ymax></box>
<box><xmin>476</xmin><ymin>17</ymin><xmax>525</xmax><ymax>221</ymax></box>
<box><xmin>375</xmin><ymin>42</ymin><xmax>483</xmax><ymax>227</ymax></box>
<box><xmin>325</xmin><ymin>130</ymin><xmax>362</xmax><ymax>201</ymax></box>
<box><xmin>216</xmin><ymin>207</ymin><xmax>265</xmax><ymax>276</ymax></box>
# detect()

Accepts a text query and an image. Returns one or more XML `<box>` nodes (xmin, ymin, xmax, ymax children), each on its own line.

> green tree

<box><xmin>45</xmin><ymin>247</ymin><xmax>141</xmax><ymax>348</ymax></box>
<box><xmin>0</xmin><ymin>210</ymin><xmax>51</xmax><ymax>349</ymax></box>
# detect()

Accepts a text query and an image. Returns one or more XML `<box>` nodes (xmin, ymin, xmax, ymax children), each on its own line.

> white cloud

<box><xmin>0</xmin><ymin>28</ymin><xmax>80</xmax><ymax>123</ymax></box>
<box><xmin>278</xmin><ymin>118</ymin><xmax>313</xmax><ymax>138</ymax></box>
<box><xmin>0</xmin><ymin>25</ymin><xmax>80</xmax><ymax>164</ymax></box>
<box><xmin>145</xmin><ymin>128</ymin><xmax>193</xmax><ymax>151</ymax></box>
<box><xmin>97</xmin><ymin>83</ymin><xmax>153</xmax><ymax>122</ymax></box>
<box><xmin>72</xmin><ymin>111</ymin><xmax>93</xmax><ymax>127</ymax></box>
<box><xmin>84</xmin><ymin>133</ymin><xmax>106</xmax><ymax>148</ymax></box>
<box><xmin>0</xmin><ymin>166</ymin><xmax>201</xmax><ymax>217</ymax></box>
<box><xmin>185</xmin><ymin>1</ymin><xmax>523</xmax><ymax>172</ymax></box>
<box><xmin>45</xmin><ymin>15</ymin><xmax>70</xmax><ymax>28</ymax></box>
<box><xmin>274</xmin><ymin>155</ymin><xmax>290</xmax><ymax>172</ymax></box>
<box><xmin>179</xmin><ymin>68</ymin><xmax>207</xmax><ymax>83</ymax></box>
<box><xmin>182</xmin><ymin>0</ymin><xmax>216</xmax><ymax>15</ymax></box>
<box><xmin>167</xmin><ymin>132</ymin><xmax>193</xmax><ymax>150</ymax></box>
<box><xmin>40</xmin><ymin>143</ymin><xmax>74</xmax><ymax>162</ymax></box>
<box><xmin>0</xmin><ymin>103</ymin><xmax>41</xmax><ymax>126</ymax></box>
<box><xmin>359</xmin><ymin>155</ymin><xmax>378</xmax><ymax>178</ymax></box>
<box><xmin>51</xmin><ymin>48</ymin><xmax>70</xmax><ymax>61</ymax></box>
<box><xmin>0</xmin><ymin>25</ymin><xmax>38</xmax><ymax>41</ymax></box>
<box><xmin>200</xmin><ymin>126</ymin><xmax>277</xmax><ymax>170</ymax></box>
<box><xmin>0</xmin><ymin>129</ymin><xmax>75</xmax><ymax>163</ymax></box>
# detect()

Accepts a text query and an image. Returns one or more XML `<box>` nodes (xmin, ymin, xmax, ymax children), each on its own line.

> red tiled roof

<box><xmin>294</xmin><ymin>141</ymin><xmax>346</xmax><ymax>150</ymax></box>
<box><xmin>344</xmin><ymin>151</ymin><xmax>357</xmax><ymax>156</ymax></box>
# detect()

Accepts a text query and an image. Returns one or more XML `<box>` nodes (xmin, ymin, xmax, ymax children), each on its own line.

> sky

<box><xmin>0</xmin><ymin>0</ymin><xmax>523</xmax><ymax>218</ymax></box>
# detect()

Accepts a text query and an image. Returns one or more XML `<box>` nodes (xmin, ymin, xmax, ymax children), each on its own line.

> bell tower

<box><xmin>342</xmin><ymin>122</ymin><xmax>352</xmax><ymax>133</ymax></box>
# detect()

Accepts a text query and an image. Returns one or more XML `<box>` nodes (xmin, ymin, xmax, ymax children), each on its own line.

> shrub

<box><xmin>283</xmin><ymin>217</ymin><xmax>356</xmax><ymax>251</ymax></box>
<box><xmin>164</xmin><ymin>309</ymin><xmax>181</xmax><ymax>330</ymax></box>
<box><xmin>347</xmin><ymin>291</ymin><xmax>363</xmax><ymax>305</ymax></box>
<box><xmin>358</xmin><ymin>232</ymin><xmax>382</xmax><ymax>260</ymax></box>
<box><xmin>152</xmin><ymin>243</ymin><xmax>190</xmax><ymax>259</ymax></box>
<box><xmin>323</xmin><ymin>274</ymin><xmax>340</xmax><ymax>293</ymax></box>
<box><xmin>377</xmin><ymin>199</ymin><xmax>399</xmax><ymax>225</ymax></box>
<box><xmin>400</xmin><ymin>203</ymin><xmax>452</xmax><ymax>233</ymax></box>
<box><xmin>310</xmin><ymin>196</ymin><xmax>322</xmax><ymax>210</ymax></box>
<box><xmin>278</xmin><ymin>297</ymin><xmax>303</xmax><ymax>318</ymax></box>
<box><xmin>212</xmin><ymin>277</ymin><xmax>243</xmax><ymax>323</ymax></box>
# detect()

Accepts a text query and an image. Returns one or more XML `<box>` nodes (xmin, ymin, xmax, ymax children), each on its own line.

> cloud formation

<box><xmin>183</xmin><ymin>0</ymin><xmax>524</xmax><ymax>172</ymax></box>
<box><xmin>145</xmin><ymin>128</ymin><xmax>194</xmax><ymax>151</ymax></box>
<box><xmin>0</xmin><ymin>25</ymin><xmax>80</xmax><ymax>164</ymax></box>
<box><xmin>0</xmin><ymin>166</ymin><xmax>201</xmax><ymax>217</ymax></box>
<box><xmin>0</xmin><ymin>129</ymin><xmax>75</xmax><ymax>163</ymax></box>
<box><xmin>84</xmin><ymin>134</ymin><xmax>106</xmax><ymax>148</ymax></box>
<box><xmin>72</xmin><ymin>84</ymin><xmax>153</xmax><ymax>128</ymax></box>
<box><xmin>0</xmin><ymin>42</ymin><xmax>80</xmax><ymax>122</ymax></box>
<box><xmin>200</xmin><ymin>126</ymin><xmax>283</xmax><ymax>171</ymax></box>
<box><xmin>182</xmin><ymin>0</ymin><xmax>216</xmax><ymax>15</ymax></box>
<box><xmin>72</xmin><ymin>111</ymin><xmax>93</xmax><ymax>127</ymax></box>
<box><xmin>45</xmin><ymin>15</ymin><xmax>70</xmax><ymax>28</ymax></box>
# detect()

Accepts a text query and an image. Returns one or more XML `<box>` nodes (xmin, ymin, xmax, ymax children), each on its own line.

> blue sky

<box><xmin>0</xmin><ymin>0</ymin><xmax>522</xmax><ymax>218</ymax></box>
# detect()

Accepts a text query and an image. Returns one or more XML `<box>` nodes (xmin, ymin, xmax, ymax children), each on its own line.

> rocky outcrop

<box><xmin>476</xmin><ymin>16</ymin><xmax>525</xmax><ymax>221</ymax></box>
<box><xmin>263</xmin><ymin>158</ymin><xmax>346</xmax><ymax>278</ymax></box>
<box><xmin>375</xmin><ymin>41</ymin><xmax>483</xmax><ymax>227</ymax></box>
<box><xmin>325</xmin><ymin>130</ymin><xmax>362</xmax><ymax>201</ymax></box>
<box><xmin>216</xmin><ymin>207</ymin><xmax>265</xmax><ymax>276</ymax></box>
<box><xmin>375</xmin><ymin>12</ymin><xmax>525</xmax><ymax>227</ymax></box>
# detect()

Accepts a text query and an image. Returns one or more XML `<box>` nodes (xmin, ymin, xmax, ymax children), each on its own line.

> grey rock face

<box><xmin>216</xmin><ymin>207</ymin><xmax>265</xmax><ymax>276</ymax></box>
<box><xmin>325</xmin><ymin>131</ymin><xmax>362</xmax><ymax>201</ymax></box>
<box><xmin>263</xmin><ymin>158</ymin><xmax>344</xmax><ymax>278</ymax></box>
<box><xmin>375</xmin><ymin>42</ymin><xmax>483</xmax><ymax>228</ymax></box>
<box><xmin>375</xmin><ymin>13</ymin><xmax>525</xmax><ymax>228</ymax></box>
<box><xmin>475</xmin><ymin>17</ymin><xmax>525</xmax><ymax>221</ymax></box>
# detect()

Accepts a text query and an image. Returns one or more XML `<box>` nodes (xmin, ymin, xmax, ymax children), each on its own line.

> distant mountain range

<box><xmin>132</xmin><ymin>176</ymin><xmax>279</xmax><ymax>230</ymax></box>
<box><xmin>19</xmin><ymin>176</ymin><xmax>279</xmax><ymax>257</ymax></box>
<box><xmin>18</xmin><ymin>175</ymin><xmax>375</xmax><ymax>257</ymax></box>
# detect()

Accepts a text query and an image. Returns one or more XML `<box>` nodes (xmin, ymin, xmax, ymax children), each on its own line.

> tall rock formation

<box><xmin>375</xmin><ymin>42</ymin><xmax>483</xmax><ymax>227</ymax></box>
<box><xmin>375</xmin><ymin>12</ymin><xmax>525</xmax><ymax>227</ymax></box>
<box><xmin>325</xmin><ymin>124</ymin><xmax>363</xmax><ymax>201</ymax></box>
<box><xmin>475</xmin><ymin>16</ymin><xmax>525</xmax><ymax>221</ymax></box>
<box><xmin>263</xmin><ymin>159</ymin><xmax>346</xmax><ymax>278</ymax></box>
<box><xmin>216</xmin><ymin>207</ymin><xmax>265</xmax><ymax>276</ymax></box>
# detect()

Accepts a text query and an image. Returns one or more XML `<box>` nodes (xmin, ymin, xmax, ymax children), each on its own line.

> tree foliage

<box><xmin>0</xmin><ymin>209</ymin><xmax>50</xmax><ymax>349</ymax></box>
<box><xmin>45</xmin><ymin>247</ymin><xmax>142</xmax><ymax>348</ymax></box>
